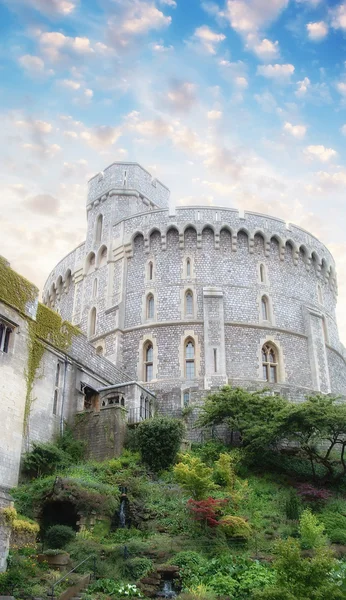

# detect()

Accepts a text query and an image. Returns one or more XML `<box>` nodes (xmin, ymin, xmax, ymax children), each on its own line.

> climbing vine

<box><xmin>24</xmin><ymin>305</ymin><xmax>80</xmax><ymax>434</ymax></box>
<box><xmin>0</xmin><ymin>256</ymin><xmax>38</xmax><ymax>315</ymax></box>
<box><xmin>0</xmin><ymin>257</ymin><xmax>80</xmax><ymax>435</ymax></box>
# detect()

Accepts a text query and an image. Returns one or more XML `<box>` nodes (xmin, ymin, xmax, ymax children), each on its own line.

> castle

<box><xmin>1</xmin><ymin>160</ymin><xmax>346</xmax><ymax>570</ymax></box>
<box><xmin>43</xmin><ymin>161</ymin><xmax>346</xmax><ymax>407</ymax></box>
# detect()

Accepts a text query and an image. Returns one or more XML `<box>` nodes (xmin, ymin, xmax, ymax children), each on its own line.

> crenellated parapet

<box><xmin>87</xmin><ymin>162</ymin><xmax>170</xmax><ymax>210</ymax></box>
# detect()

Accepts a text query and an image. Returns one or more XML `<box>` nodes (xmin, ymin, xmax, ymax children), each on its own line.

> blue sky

<box><xmin>0</xmin><ymin>0</ymin><xmax>346</xmax><ymax>341</ymax></box>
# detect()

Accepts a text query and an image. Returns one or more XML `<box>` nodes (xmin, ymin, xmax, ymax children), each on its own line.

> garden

<box><xmin>2</xmin><ymin>387</ymin><xmax>346</xmax><ymax>600</ymax></box>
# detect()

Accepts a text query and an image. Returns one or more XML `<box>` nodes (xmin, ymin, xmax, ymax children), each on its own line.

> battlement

<box><xmin>87</xmin><ymin>162</ymin><xmax>170</xmax><ymax>209</ymax></box>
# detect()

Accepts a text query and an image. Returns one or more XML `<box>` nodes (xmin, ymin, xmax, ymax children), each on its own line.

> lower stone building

<box><xmin>0</xmin><ymin>256</ymin><xmax>154</xmax><ymax>570</ymax></box>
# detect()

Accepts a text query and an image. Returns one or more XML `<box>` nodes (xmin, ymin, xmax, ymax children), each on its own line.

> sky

<box><xmin>0</xmin><ymin>0</ymin><xmax>346</xmax><ymax>343</ymax></box>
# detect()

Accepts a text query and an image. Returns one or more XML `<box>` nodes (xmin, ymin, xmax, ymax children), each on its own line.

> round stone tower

<box><xmin>43</xmin><ymin>162</ymin><xmax>346</xmax><ymax>424</ymax></box>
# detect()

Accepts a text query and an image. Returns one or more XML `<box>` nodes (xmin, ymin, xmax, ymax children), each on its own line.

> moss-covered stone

<box><xmin>0</xmin><ymin>256</ymin><xmax>38</xmax><ymax>315</ymax></box>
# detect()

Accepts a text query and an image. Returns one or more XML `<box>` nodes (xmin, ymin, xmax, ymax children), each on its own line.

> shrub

<box><xmin>285</xmin><ymin>490</ymin><xmax>301</xmax><ymax>521</ymax></box>
<box><xmin>187</xmin><ymin>498</ymin><xmax>228</xmax><ymax>528</ymax></box>
<box><xmin>172</xmin><ymin>551</ymin><xmax>208</xmax><ymax>589</ymax></box>
<box><xmin>296</xmin><ymin>483</ymin><xmax>331</xmax><ymax>504</ymax></box>
<box><xmin>254</xmin><ymin>538</ymin><xmax>344</xmax><ymax>600</ymax></box>
<box><xmin>219</xmin><ymin>515</ymin><xmax>251</xmax><ymax>539</ymax></box>
<box><xmin>213</xmin><ymin>453</ymin><xmax>237</xmax><ymax>489</ymax></box>
<box><xmin>319</xmin><ymin>511</ymin><xmax>346</xmax><ymax>545</ymax></box>
<box><xmin>173</xmin><ymin>455</ymin><xmax>217</xmax><ymax>499</ymax></box>
<box><xmin>124</xmin><ymin>557</ymin><xmax>153</xmax><ymax>580</ymax></box>
<box><xmin>45</xmin><ymin>524</ymin><xmax>76</xmax><ymax>549</ymax></box>
<box><xmin>22</xmin><ymin>442</ymin><xmax>68</xmax><ymax>478</ymax></box>
<box><xmin>298</xmin><ymin>509</ymin><xmax>327</xmax><ymax>549</ymax></box>
<box><xmin>236</xmin><ymin>562</ymin><xmax>276</xmax><ymax>599</ymax></box>
<box><xmin>136</xmin><ymin>417</ymin><xmax>185</xmax><ymax>472</ymax></box>
<box><xmin>208</xmin><ymin>573</ymin><xmax>238</xmax><ymax>597</ymax></box>
<box><xmin>191</xmin><ymin>441</ymin><xmax>229</xmax><ymax>465</ymax></box>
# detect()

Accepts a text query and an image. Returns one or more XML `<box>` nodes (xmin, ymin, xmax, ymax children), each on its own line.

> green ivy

<box><xmin>0</xmin><ymin>256</ymin><xmax>38</xmax><ymax>315</ymax></box>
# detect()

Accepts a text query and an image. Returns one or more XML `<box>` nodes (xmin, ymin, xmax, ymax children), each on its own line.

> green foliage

<box><xmin>191</xmin><ymin>440</ymin><xmax>229</xmax><ymax>465</ymax></box>
<box><xmin>219</xmin><ymin>515</ymin><xmax>251</xmax><ymax>539</ymax></box>
<box><xmin>213</xmin><ymin>453</ymin><xmax>237</xmax><ymax>489</ymax></box>
<box><xmin>0</xmin><ymin>256</ymin><xmax>38</xmax><ymax>315</ymax></box>
<box><xmin>57</xmin><ymin>427</ymin><xmax>85</xmax><ymax>462</ymax></box>
<box><xmin>22</xmin><ymin>442</ymin><xmax>68</xmax><ymax>477</ymax></box>
<box><xmin>136</xmin><ymin>417</ymin><xmax>185</xmax><ymax>472</ymax></box>
<box><xmin>45</xmin><ymin>524</ymin><xmax>76</xmax><ymax>549</ymax></box>
<box><xmin>172</xmin><ymin>551</ymin><xmax>208</xmax><ymax>589</ymax></box>
<box><xmin>236</xmin><ymin>562</ymin><xmax>276</xmax><ymax>598</ymax></box>
<box><xmin>22</xmin><ymin>428</ymin><xmax>85</xmax><ymax>478</ymax></box>
<box><xmin>124</xmin><ymin>557</ymin><xmax>153</xmax><ymax>580</ymax></box>
<box><xmin>255</xmin><ymin>538</ymin><xmax>344</xmax><ymax>600</ymax></box>
<box><xmin>318</xmin><ymin>511</ymin><xmax>346</xmax><ymax>545</ymax></box>
<box><xmin>285</xmin><ymin>489</ymin><xmax>301</xmax><ymax>521</ymax></box>
<box><xmin>208</xmin><ymin>572</ymin><xmax>238</xmax><ymax>597</ymax></box>
<box><xmin>198</xmin><ymin>388</ymin><xmax>346</xmax><ymax>481</ymax></box>
<box><xmin>174</xmin><ymin>455</ymin><xmax>217</xmax><ymax>499</ymax></box>
<box><xmin>298</xmin><ymin>509</ymin><xmax>327</xmax><ymax>550</ymax></box>
<box><xmin>88</xmin><ymin>579</ymin><xmax>142</xmax><ymax>597</ymax></box>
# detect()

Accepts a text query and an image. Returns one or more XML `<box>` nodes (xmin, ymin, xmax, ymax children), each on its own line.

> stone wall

<box><xmin>74</xmin><ymin>405</ymin><xmax>127</xmax><ymax>461</ymax></box>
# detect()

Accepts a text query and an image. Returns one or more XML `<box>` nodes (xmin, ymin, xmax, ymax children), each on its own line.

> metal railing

<box><xmin>47</xmin><ymin>554</ymin><xmax>96</xmax><ymax>600</ymax></box>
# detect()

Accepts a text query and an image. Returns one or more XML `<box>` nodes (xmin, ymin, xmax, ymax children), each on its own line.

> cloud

<box><xmin>257</xmin><ymin>63</ymin><xmax>295</xmax><ymax>80</ymax></box>
<box><xmin>317</xmin><ymin>170</ymin><xmax>346</xmax><ymax>189</ymax></box>
<box><xmin>18</xmin><ymin>55</ymin><xmax>53</xmax><ymax>76</ymax></box>
<box><xmin>151</xmin><ymin>42</ymin><xmax>174</xmax><ymax>52</ymax></box>
<box><xmin>254</xmin><ymin>91</ymin><xmax>278</xmax><ymax>112</ymax></box>
<box><xmin>165</xmin><ymin>80</ymin><xmax>197</xmax><ymax>112</ymax></box>
<box><xmin>80</xmin><ymin>125</ymin><xmax>121</xmax><ymax>149</ymax></box>
<box><xmin>207</xmin><ymin>110</ymin><xmax>223</xmax><ymax>120</ymax></box>
<box><xmin>189</xmin><ymin>25</ymin><xmax>226</xmax><ymax>54</ymax></box>
<box><xmin>295</xmin><ymin>76</ymin><xmax>310</xmax><ymax>97</ymax></box>
<box><xmin>341</xmin><ymin>124</ymin><xmax>346</xmax><ymax>135</ymax></box>
<box><xmin>304</xmin><ymin>145</ymin><xmax>337</xmax><ymax>162</ymax></box>
<box><xmin>283</xmin><ymin>121</ymin><xmax>307</xmax><ymax>138</ymax></box>
<box><xmin>6</xmin><ymin>0</ymin><xmax>77</xmax><ymax>16</ymax></box>
<box><xmin>306</xmin><ymin>21</ymin><xmax>328</xmax><ymax>41</ymax></box>
<box><xmin>16</xmin><ymin>119</ymin><xmax>53</xmax><ymax>134</ymax></box>
<box><xmin>250</xmin><ymin>37</ymin><xmax>279</xmax><ymax>60</ymax></box>
<box><xmin>106</xmin><ymin>0</ymin><xmax>172</xmax><ymax>50</ymax></box>
<box><xmin>39</xmin><ymin>31</ymin><xmax>95</xmax><ymax>62</ymax></box>
<box><xmin>23</xmin><ymin>194</ymin><xmax>60</xmax><ymax>215</ymax></box>
<box><xmin>60</xmin><ymin>79</ymin><xmax>81</xmax><ymax>90</ymax></box>
<box><xmin>336</xmin><ymin>81</ymin><xmax>346</xmax><ymax>97</ymax></box>
<box><xmin>225</xmin><ymin>0</ymin><xmax>289</xmax><ymax>35</ymax></box>
<box><xmin>330</xmin><ymin>2</ymin><xmax>346</xmax><ymax>31</ymax></box>
<box><xmin>235</xmin><ymin>76</ymin><xmax>248</xmax><ymax>88</ymax></box>
<box><xmin>158</xmin><ymin>0</ymin><xmax>177</xmax><ymax>6</ymax></box>
<box><xmin>125</xmin><ymin>111</ymin><xmax>174</xmax><ymax>137</ymax></box>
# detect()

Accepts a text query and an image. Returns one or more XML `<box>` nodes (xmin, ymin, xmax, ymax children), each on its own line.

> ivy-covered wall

<box><xmin>0</xmin><ymin>256</ymin><xmax>38</xmax><ymax>318</ymax></box>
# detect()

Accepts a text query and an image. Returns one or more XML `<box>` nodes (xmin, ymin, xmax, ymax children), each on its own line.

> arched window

<box><xmin>260</xmin><ymin>264</ymin><xmax>266</xmax><ymax>283</ymax></box>
<box><xmin>185</xmin><ymin>338</ymin><xmax>195</xmax><ymax>380</ymax></box>
<box><xmin>99</xmin><ymin>246</ymin><xmax>107</xmax><ymax>267</ymax></box>
<box><xmin>148</xmin><ymin>261</ymin><xmax>154</xmax><ymax>281</ymax></box>
<box><xmin>186</xmin><ymin>258</ymin><xmax>191</xmax><ymax>277</ymax></box>
<box><xmin>92</xmin><ymin>279</ymin><xmax>98</xmax><ymax>299</ymax></box>
<box><xmin>262</xmin><ymin>343</ymin><xmax>278</xmax><ymax>383</ymax></box>
<box><xmin>144</xmin><ymin>343</ymin><xmax>153</xmax><ymax>382</ymax></box>
<box><xmin>89</xmin><ymin>307</ymin><xmax>97</xmax><ymax>337</ymax></box>
<box><xmin>95</xmin><ymin>214</ymin><xmax>103</xmax><ymax>243</ymax></box>
<box><xmin>185</xmin><ymin>290</ymin><xmax>193</xmax><ymax>316</ymax></box>
<box><xmin>147</xmin><ymin>294</ymin><xmax>155</xmax><ymax>319</ymax></box>
<box><xmin>261</xmin><ymin>296</ymin><xmax>269</xmax><ymax>321</ymax></box>
<box><xmin>87</xmin><ymin>253</ymin><xmax>96</xmax><ymax>274</ymax></box>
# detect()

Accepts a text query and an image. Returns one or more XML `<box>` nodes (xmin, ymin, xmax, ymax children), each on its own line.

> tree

<box><xmin>173</xmin><ymin>454</ymin><xmax>217</xmax><ymax>499</ymax></box>
<box><xmin>197</xmin><ymin>386</ymin><xmax>289</xmax><ymax>456</ymax></box>
<box><xmin>198</xmin><ymin>387</ymin><xmax>346</xmax><ymax>482</ymax></box>
<box><xmin>254</xmin><ymin>538</ymin><xmax>344</xmax><ymax>600</ymax></box>
<box><xmin>136</xmin><ymin>417</ymin><xmax>185</xmax><ymax>472</ymax></box>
